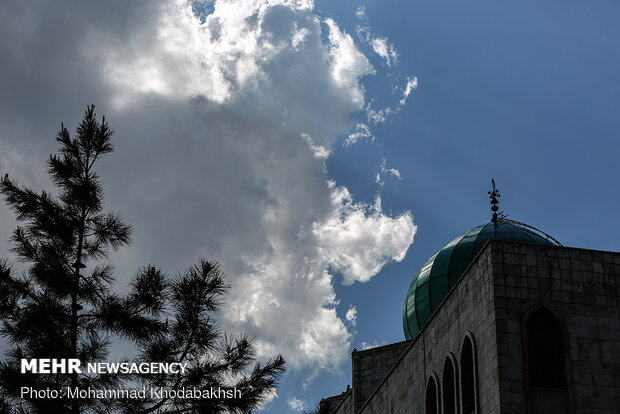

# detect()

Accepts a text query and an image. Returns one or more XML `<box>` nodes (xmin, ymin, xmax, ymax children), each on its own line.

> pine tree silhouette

<box><xmin>0</xmin><ymin>106</ymin><xmax>285</xmax><ymax>413</ymax></box>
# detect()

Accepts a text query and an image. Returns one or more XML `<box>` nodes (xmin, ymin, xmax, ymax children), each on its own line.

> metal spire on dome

<box><xmin>488</xmin><ymin>178</ymin><xmax>500</xmax><ymax>223</ymax></box>
<box><xmin>485</xmin><ymin>178</ymin><xmax>563</xmax><ymax>245</ymax></box>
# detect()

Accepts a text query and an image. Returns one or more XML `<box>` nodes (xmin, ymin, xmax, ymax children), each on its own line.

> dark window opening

<box><xmin>526</xmin><ymin>307</ymin><xmax>566</xmax><ymax>389</ymax></box>
<box><xmin>442</xmin><ymin>356</ymin><xmax>457</xmax><ymax>414</ymax></box>
<box><xmin>426</xmin><ymin>375</ymin><xmax>439</xmax><ymax>414</ymax></box>
<box><xmin>460</xmin><ymin>336</ymin><xmax>476</xmax><ymax>414</ymax></box>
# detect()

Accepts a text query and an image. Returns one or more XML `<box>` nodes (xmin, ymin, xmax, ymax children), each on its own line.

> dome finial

<box><xmin>488</xmin><ymin>178</ymin><xmax>500</xmax><ymax>223</ymax></box>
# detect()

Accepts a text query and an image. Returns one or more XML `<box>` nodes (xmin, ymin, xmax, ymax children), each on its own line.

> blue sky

<box><xmin>0</xmin><ymin>0</ymin><xmax>618</xmax><ymax>412</ymax></box>
<box><xmin>281</xmin><ymin>0</ymin><xmax>620</xmax><ymax>410</ymax></box>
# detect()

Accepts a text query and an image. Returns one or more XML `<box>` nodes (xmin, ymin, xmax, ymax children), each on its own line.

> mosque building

<box><xmin>320</xmin><ymin>182</ymin><xmax>620</xmax><ymax>413</ymax></box>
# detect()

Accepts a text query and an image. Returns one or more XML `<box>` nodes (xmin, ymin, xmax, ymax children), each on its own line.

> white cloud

<box><xmin>302</xmin><ymin>133</ymin><xmax>331</xmax><ymax>160</ymax></box>
<box><xmin>389</xmin><ymin>169</ymin><xmax>401</xmax><ymax>179</ymax></box>
<box><xmin>375</xmin><ymin>173</ymin><xmax>383</xmax><ymax>186</ymax></box>
<box><xmin>400</xmin><ymin>76</ymin><xmax>419</xmax><ymax>106</ymax></box>
<box><xmin>366</xmin><ymin>101</ymin><xmax>392</xmax><ymax>124</ymax></box>
<box><xmin>292</xmin><ymin>22</ymin><xmax>312</xmax><ymax>51</ymax></box>
<box><xmin>345</xmin><ymin>306</ymin><xmax>357</xmax><ymax>326</ymax></box>
<box><xmin>376</xmin><ymin>158</ymin><xmax>402</xmax><ymax>186</ymax></box>
<box><xmin>371</xmin><ymin>37</ymin><xmax>398</xmax><ymax>67</ymax></box>
<box><xmin>256</xmin><ymin>388</ymin><xmax>278</xmax><ymax>411</ymax></box>
<box><xmin>355</xmin><ymin>12</ymin><xmax>398</xmax><ymax>68</ymax></box>
<box><xmin>360</xmin><ymin>340</ymin><xmax>388</xmax><ymax>350</ymax></box>
<box><xmin>363</xmin><ymin>76</ymin><xmax>418</xmax><ymax>127</ymax></box>
<box><xmin>345</xmin><ymin>123</ymin><xmax>374</xmax><ymax>146</ymax></box>
<box><xmin>325</xmin><ymin>18</ymin><xmax>375</xmax><ymax>107</ymax></box>
<box><xmin>0</xmin><ymin>0</ymin><xmax>416</xmax><ymax>375</ymax></box>
<box><xmin>355</xmin><ymin>6</ymin><xmax>367</xmax><ymax>20</ymax></box>
<box><xmin>350</xmin><ymin>13</ymin><xmax>417</xmax><ymax>131</ymax></box>
<box><xmin>314</xmin><ymin>184</ymin><xmax>416</xmax><ymax>285</ymax></box>
<box><xmin>288</xmin><ymin>397</ymin><xmax>307</xmax><ymax>411</ymax></box>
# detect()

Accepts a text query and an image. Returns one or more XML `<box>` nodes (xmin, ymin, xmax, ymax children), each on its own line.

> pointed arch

<box><xmin>426</xmin><ymin>373</ymin><xmax>440</xmax><ymax>414</ymax></box>
<box><xmin>524</xmin><ymin>306</ymin><xmax>566</xmax><ymax>389</ymax></box>
<box><xmin>522</xmin><ymin>306</ymin><xmax>570</xmax><ymax>413</ymax></box>
<box><xmin>442</xmin><ymin>353</ymin><xmax>458</xmax><ymax>414</ymax></box>
<box><xmin>459</xmin><ymin>332</ymin><xmax>478</xmax><ymax>414</ymax></box>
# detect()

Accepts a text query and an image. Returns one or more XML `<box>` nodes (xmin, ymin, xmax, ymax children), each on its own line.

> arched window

<box><xmin>426</xmin><ymin>374</ymin><xmax>439</xmax><ymax>414</ymax></box>
<box><xmin>524</xmin><ymin>307</ymin><xmax>569</xmax><ymax>413</ymax></box>
<box><xmin>460</xmin><ymin>334</ymin><xmax>477</xmax><ymax>414</ymax></box>
<box><xmin>442</xmin><ymin>355</ymin><xmax>458</xmax><ymax>414</ymax></box>
<box><xmin>525</xmin><ymin>307</ymin><xmax>566</xmax><ymax>389</ymax></box>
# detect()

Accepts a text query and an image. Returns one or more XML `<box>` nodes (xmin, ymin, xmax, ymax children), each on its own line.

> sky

<box><xmin>0</xmin><ymin>0</ymin><xmax>619</xmax><ymax>412</ymax></box>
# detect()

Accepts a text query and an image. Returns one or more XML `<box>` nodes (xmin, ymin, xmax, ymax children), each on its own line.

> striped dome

<box><xmin>403</xmin><ymin>221</ymin><xmax>554</xmax><ymax>339</ymax></box>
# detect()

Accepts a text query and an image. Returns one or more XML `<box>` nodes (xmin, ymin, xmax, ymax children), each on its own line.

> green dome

<box><xmin>403</xmin><ymin>221</ymin><xmax>554</xmax><ymax>340</ymax></box>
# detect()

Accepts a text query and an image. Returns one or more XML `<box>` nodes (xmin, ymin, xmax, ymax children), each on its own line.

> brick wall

<box><xmin>321</xmin><ymin>241</ymin><xmax>620</xmax><ymax>414</ymax></box>
<box><xmin>359</xmin><ymin>245</ymin><xmax>501</xmax><ymax>413</ymax></box>
<box><xmin>351</xmin><ymin>341</ymin><xmax>410</xmax><ymax>411</ymax></box>
<box><xmin>492</xmin><ymin>241</ymin><xmax>620</xmax><ymax>413</ymax></box>
<box><xmin>334</xmin><ymin>390</ymin><xmax>353</xmax><ymax>414</ymax></box>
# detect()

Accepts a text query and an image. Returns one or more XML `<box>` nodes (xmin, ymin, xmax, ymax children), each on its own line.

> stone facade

<box><xmin>351</xmin><ymin>341</ymin><xmax>411</xmax><ymax>412</ymax></box>
<box><xmin>333</xmin><ymin>390</ymin><xmax>352</xmax><ymax>414</ymax></box>
<box><xmin>320</xmin><ymin>240</ymin><xmax>620</xmax><ymax>414</ymax></box>
<box><xmin>492</xmin><ymin>240</ymin><xmax>620</xmax><ymax>413</ymax></box>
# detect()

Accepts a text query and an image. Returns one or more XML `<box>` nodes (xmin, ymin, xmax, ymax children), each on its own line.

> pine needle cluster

<box><xmin>0</xmin><ymin>106</ymin><xmax>285</xmax><ymax>413</ymax></box>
